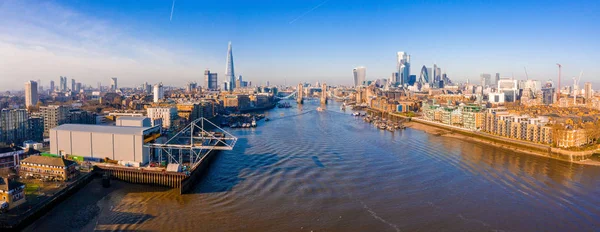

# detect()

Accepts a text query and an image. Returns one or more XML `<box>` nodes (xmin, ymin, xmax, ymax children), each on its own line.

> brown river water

<box><xmin>26</xmin><ymin>100</ymin><xmax>600</xmax><ymax>231</ymax></box>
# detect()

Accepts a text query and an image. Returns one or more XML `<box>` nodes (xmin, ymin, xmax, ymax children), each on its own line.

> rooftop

<box><xmin>21</xmin><ymin>155</ymin><xmax>77</xmax><ymax>167</ymax></box>
<box><xmin>116</xmin><ymin>116</ymin><xmax>149</xmax><ymax>122</ymax></box>
<box><xmin>50</xmin><ymin>124</ymin><xmax>153</xmax><ymax>135</ymax></box>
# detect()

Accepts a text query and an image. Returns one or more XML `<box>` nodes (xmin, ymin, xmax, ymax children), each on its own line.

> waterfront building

<box><xmin>25</xmin><ymin>81</ymin><xmax>38</xmax><ymax>109</ymax></box>
<box><xmin>147</xmin><ymin>107</ymin><xmax>178</xmax><ymax>128</ymax></box>
<box><xmin>555</xmin><ymin>129</ymin><xmax>588</xmax><ymax>148</ymax></box>
<box><xmin>153</xmin><ymin>83</ymin><xmax>164</xmax><ymax>103</ymax></box>
<box><xmin>225</xmin><ymin>42</ymin><xmax>236</xmax><ymax>91</ymax></box>
<box><xmin>353</xmin><ymin>67</ymin><xmax>366</xmax><ymax>87</ymax></box>
<box><xmin>204</xmin><ymin>69</ymin><xmax>218</xmax><ymax>90</ymax></box>
<box><xmin>0</xmin><ymin>176</ymin><xmax>26</xmax><ymax>210</ymax></box>
<box><xmin>223</xmin><ymin>94</ymin><xmax>251</xmax><ymax>111</ymax></box>
<box><xmin>49</xmin><ymin>124</ymin><xmax>161</xmax><ymax>166</ymax></box>
<box><xmin>20</xmin><ymin>155</ymin><xmax>78</xmax><ymax>181</ymax></box>
<box><xmin>397</xmin><ymin>52</ymin><xmax>410</xmax><ymax>86</ymax></box>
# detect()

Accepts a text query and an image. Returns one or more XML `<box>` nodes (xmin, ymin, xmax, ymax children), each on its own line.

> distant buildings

<box><xmin>480</xmin><ymin>73</ymin><xmax>491</xmax><ymax>87</ymax></box>
<box><xmin>111</xmin><ymin>77</ymin><xmax>118</xmax><ymax>91</ymax></box>
<box><xmin>204</xmin><ymin>69</ymin><xmax>218</xmax><ymax>90</ymax></box>
<box><xmin>353</xmin><ymin>66</ymin><xmax>366</xmax><ymax>87</ymax></box>
<box><xmin>225</xmin><ymin>42</ymin><xmax>236</xmax><ymax>91</ymax></box>
<box><xmin>419</xmin><ymin>66</ymin><xmax>429</xmax><ymax>84</ymax></box>
<box><xmin>397</xmin><ymin>52</ymin><xmax>410</xmax><ymax>86</ymax></box>
<box><xmin>24</xmin><ymin>81</ymin><xmax>38</xmax><ymax>109</ymax></box>
<box><xmin>59</xmin><ymin>76</ymin><xmax>67</xmax><ymax>92</ymax></box>
<box><xmin>584</xmin><ymin>82</ymin><xmax>593</xmax><ymax>100</ymax></box>
<box><xmin>153</xmin><ymin>83</ymin><xmax>164</xmax><ymax>103</ymax></box>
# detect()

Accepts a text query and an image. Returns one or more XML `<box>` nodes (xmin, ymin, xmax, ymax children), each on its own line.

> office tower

<box><xmin>75</xmin><ymin>83</ymin><xmax>82</xmax><ymax>92</ymax></box>
<box><xmin>40</xmin><ymin>105</ymin><xmax>70</xmax><ymax>137</ymax></box>
<box><xmin>59</xmin><ymin>76</ymin><xmax>67</xmax><ymax>92</ymax></box>
<box><xmin>0</xmin><ymin>109</ymin><xmax>29</xmax><ymax>145</ymax></box>
<box><xmin>204</xmin><ymin>69</ymin><xmax>218</xmax><ymax>90</ymax></box>
<box><xmin>236</xmin><ymin>75</ymin><xmax>243</xmax><ymax>89</ymax></box>
<box><xmin>353</xmin><ymin>66</ymin><xmax>366</xmax><ymax>87</ymax></box>
<box><xmin>480</xmin><ymin>73</ymin><xmax>491</xmax><ymax>87</ymax></box>
<box><xmin>223</xmin><ymin>82</ymin><xmax>229</xmax><ymax>91</ymax></box>
<box><xmin>71</xmin><ymin>79</ymin><xmax>76</xmax><ymax>91</ymax></box>
<box><xmin>187</xmin><ymin>82</ymin><xmax>197</xmax><ymax>93</ymax></box>
<box><xmin>390</xmin><ymin>72</ymin><xmax>399</xmax><ymax>85</ymax></box>
<box><xmin>50</xmin><ymin>80</ymin><xmax>55</xmax><ymax>92</ymax></box>
<box><xmin>25</xmin><ymin>81</ymin><xmax>38</xmax><ymax>109</ymax></box>
<box><xmin>225</xmin><ymin>42</ymin><xmax>236</xmax><ymax>91</ymax></box>
<box><xmin>409</xmin><ymin>75</ymin><xmax>417</xmax><ymax>86</ymax></box>
<box><xmin>498</xmin><ymin>79</ymin><xmax>519</xmax><ymax>102</ymax></box>
<box><xmin>111</xmin><ymin>77</ymin><xmax>118</xmax><ymax>91</ymax></box>
<box><xmin>542</xmin><ymin>88</ymin><xmax>555</xmax><ymax>105</ymax></box>
<box><xmin>432</xmin><ymin>64</ymin><xmax>441</xmax><ymax>85</ymax></box>
<box><xmin>397</xmin><ymin>52</ymin><xmax>410</xmax><ymax>85</ymax></box>
<box><xmin>419</xmin><ymin>65</ymin><xmax>429</xmax><ymax>84</ymax></box>
<box><xmin>495</xmin><ymin>73</ymin><xmax>500</xmax><ymax>86</ymax></box>
<box><xmin>153</xmin><ymin>83</ymin><xmax>164</xmax><ymax>103</ymax></box>
<box><xmin>584</xmin><ymin>82</ymin><xmax>593</xmax><ymax>99</ymax></box>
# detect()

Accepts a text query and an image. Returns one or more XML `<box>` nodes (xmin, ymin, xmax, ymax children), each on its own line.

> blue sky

<box><xmin>0</xmin><ymin>0</ymin><xmax>598</xmax><ymax>90</ymax></box>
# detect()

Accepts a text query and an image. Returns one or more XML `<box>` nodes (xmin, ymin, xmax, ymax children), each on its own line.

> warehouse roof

<box><xmin>117</xmin><ymin>116</ymin><xmax>148</xmax><ymax>121</ymax></box>
<box><xmin>21</xmin><ymin>155</ymin><xmax>77</xmax><ymax>168</ymax></box>
<box><xmin>50</xmin><ymin>124</ymin><xmax>153</xmax><ymax>135</ymax></box>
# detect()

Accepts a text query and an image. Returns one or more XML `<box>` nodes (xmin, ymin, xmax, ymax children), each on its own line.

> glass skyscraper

<box><xmin>225</xmin><ymin>42</ymin><xmax>235</xmax><ymax>91</ymax></box>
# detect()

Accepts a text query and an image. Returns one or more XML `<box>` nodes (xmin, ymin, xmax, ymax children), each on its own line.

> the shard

<box><xmin>225</xmin><ymin>42</ymin><xmax>235</xmax><ymax>91</ymax></box>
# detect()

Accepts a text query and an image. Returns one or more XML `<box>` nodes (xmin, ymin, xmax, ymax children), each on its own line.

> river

<box><xmin>26</xmin><ymin>100</ymin><xmax>600</xmax><ymax>231</ymax></box>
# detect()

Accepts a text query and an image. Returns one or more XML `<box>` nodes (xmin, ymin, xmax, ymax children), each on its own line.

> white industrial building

<box><xmin>116</xmin><ymin>117</ymin><xmax>152</xmax><ymax>127</ymax></box>
<box><xmin>49</xmin><ymin>124</ymin><xmax>160</xmax><ymax>166</ymax></box>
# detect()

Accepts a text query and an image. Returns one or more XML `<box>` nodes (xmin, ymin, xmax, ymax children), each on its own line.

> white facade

<box><xmin>153</xmin><ymin>83</ymin><xmax>164</xmax><ymax>103</ymax></box>
<box><xmin>147</xmin><ymin>107</ymin><xmax>177</xmax><ymax>128</ymax></box>
<box><xmin>49</xmin><ymin>124</ymin><xmax>160</xmax><ymax>165</ymax></box>
<box><xmin>25</xmin><ymin>81</ymin><xmax>38</xmax><ymax>108</ymax></box>
<box><xmin>488</xmin><ymin>92</ymin><xmax>505</xmax><ymax>104</ymax></box>
<box><xmin>353</xmin><ymin>66</ymin><xmax>366</xmax><ymax>87</ymax></box>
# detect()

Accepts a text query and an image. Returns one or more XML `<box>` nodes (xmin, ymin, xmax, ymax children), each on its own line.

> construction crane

<box><xmin>556</xmin><ymin>63</ymin><xmax>562</xmax><ymax>101</ymax></box>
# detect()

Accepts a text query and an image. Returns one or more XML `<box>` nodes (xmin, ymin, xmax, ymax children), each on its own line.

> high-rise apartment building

<box><xmin>71</xmin><ymin>79</ymin><xmax>76</xmax><ymax>91</ymax></box>
<box><xmin>204</xmin><ymin>69</ymin><xmax>218</xmax><ymax>90</ymax></box>
<box><xmin>59</xmin><ymin>76</ymin><xmax>68</xmax><ymax>92</ymax></box>
<box><xmin>153</xmin><ymin>83</ymin><xmax>164</xmax><ymax>103</ymax></box>
<box><xmin>40</xmin><ymin>105</ymin><xmax>70</xmax><ymax>137</ymax></box>
<box><xmin>225</xmin><ymin>42</ymin><xmax>236</xmax><ymax>91</ymax></box>
<box><xmin>0</xmin><ymin>109</ymin><xmax>29</xmax><ymax>145</ymax></box>
<box><xmin>397</xmin><ymin>52</ymin><xmax>410</xmax><ymax>86</ymax></box>
<box><xmin>49</xmin><ymin>80</ymin><xmax>55</xmax><ymax>92</ymax></box>
<box><xmin>147</xmin><ymin>107</ymin><xmax>178</xmax><ymax>128</ymax></box>
<box><xmin>25</xmin><ymin>81</ymin><xmax>38</xmax><ymax>109</ymax></box>
<box><xmin>353</xmin><ymin>67</ymin><xmax>366</xmax><ymax>87</ymax></box>
<box><xmin>584</xmin><ymin>82</ymin><xmax>593</xmax><ymax>100</ymax></box>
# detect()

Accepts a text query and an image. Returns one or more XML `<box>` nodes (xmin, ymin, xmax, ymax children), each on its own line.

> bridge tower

<box><xmin>320</xmin><ymin>83</ymin><xmax>327</xmax><ymax>104</ymax></box>
<box><xmin>297</xmin><ymin>83</ymin><xmax>304</xmax><ymax>104</ymax></box>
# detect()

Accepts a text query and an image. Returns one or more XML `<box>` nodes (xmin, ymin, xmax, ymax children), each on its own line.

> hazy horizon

<box><xmin>0</xmin><ymin>0</ymin><xmax>598</xmax><ymax>90</ymax></box>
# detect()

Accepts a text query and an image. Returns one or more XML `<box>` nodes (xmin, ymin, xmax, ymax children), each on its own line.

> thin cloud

<box><xmin>170</xmin><ymin>0</ymin><xmax>176</xmax><ymax>21</ymax></box>
<box><xmin>289</xmin><ymin>0</ymin><xmax>330</xmax><ymax>24</ymax></box>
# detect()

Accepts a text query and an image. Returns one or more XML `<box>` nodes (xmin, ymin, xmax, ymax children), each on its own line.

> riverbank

<box><xmin>403</xmin><ymin>120</ymin><xmax>600</xmax><ymax>166</ymax></box>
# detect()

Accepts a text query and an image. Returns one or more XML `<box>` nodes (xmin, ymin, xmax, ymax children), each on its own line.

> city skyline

<box><xmin>0</xmin><ymin>0</ymin><xmax>598</xmax><ymax>90</ymax></box>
